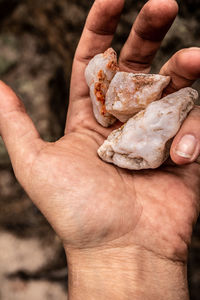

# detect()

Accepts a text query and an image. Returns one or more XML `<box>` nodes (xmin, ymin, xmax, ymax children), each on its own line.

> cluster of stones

<box><xmin>85</xmin><ymin>48</ymin><xmax>198</xmax><ymax>170</ymax></box>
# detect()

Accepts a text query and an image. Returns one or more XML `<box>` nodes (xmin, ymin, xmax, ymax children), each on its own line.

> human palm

<box><xmin>1</xmin><ymin>0</ymin><xmax>200</xmax><ymax>264</ymax></box>
<box><xmin>24</xmin><ymin>125</ymin><xmax>200</xmax><ymax>263</ymax></box>
<box><xmin>19</xmin><ymin>98</ymin><xmax>199</xmax><ymax>263</ymax></box>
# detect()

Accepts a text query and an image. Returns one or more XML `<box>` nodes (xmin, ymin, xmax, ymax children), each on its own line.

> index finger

<box><xmin>70</xmin><ymin>0</ymin><xmax>124</xmax><ymax>102</ymax></box>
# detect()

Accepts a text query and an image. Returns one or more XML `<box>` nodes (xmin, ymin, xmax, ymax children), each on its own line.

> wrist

<box><xmin>65</xmin><ymin>245</ymin><xmax>189</xmax><ymax>300</ymax></box>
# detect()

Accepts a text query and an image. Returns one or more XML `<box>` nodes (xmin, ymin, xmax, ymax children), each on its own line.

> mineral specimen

<box><xmin>85</xmin><ymin>48</ymin><xmax>118</xmax><ymax>127</ymax></box>
<box><xmin>98</xmin><ymin>88</ymin><xmax>198</xmax><ymax>170</ymax></box>
<box><xmin>105</xmin><ymin>72</ymin><xmax>171</xmax><ymax>122</ymax></box>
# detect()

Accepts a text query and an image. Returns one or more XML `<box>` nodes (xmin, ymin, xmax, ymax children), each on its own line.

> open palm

<box><xmin>1</xmin><ymin>0</ymin><xmax>200</xmax><ymax>264</ymax></box>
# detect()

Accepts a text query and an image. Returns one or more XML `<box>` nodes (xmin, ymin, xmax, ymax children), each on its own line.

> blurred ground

<box><xmin>0</xmin><ymin>0</ymin><xmax>200</xmax><ymax>299</ymax></box>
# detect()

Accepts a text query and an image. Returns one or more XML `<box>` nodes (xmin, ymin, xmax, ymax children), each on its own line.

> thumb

<box><xmin>170</xmin><ymin>106</ymin><xmax>200</xmax><ymax>165</ymax></box>
<box><xmin>0</xmin><ymin>81</ymin><xmax>45</xmax><ymax>181</ymax></box>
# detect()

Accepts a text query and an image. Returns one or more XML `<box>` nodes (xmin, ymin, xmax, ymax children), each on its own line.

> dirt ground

<box><xmin>0</xmin><ymin>1</ymin><xmax>200</xmax><ymax>299</ymax></box>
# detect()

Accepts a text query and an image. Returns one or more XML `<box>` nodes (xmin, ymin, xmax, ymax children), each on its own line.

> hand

<box><xmin>0</xmin><ymin>0</ymin><xmax>200</xmax><ymax>299</ymax></box>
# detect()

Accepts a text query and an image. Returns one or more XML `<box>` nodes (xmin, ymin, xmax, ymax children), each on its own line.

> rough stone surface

<box><xmin>85</xmin><ymin>48</ymin><xmax>118</xmax><ymax>127</ymax></box>
<box><xmin>98</xmin><ymin>88</ymin><xmax>198</xmax><ymax>170</ymax></box>
<box><xmin>105</xmin><ymin>72</ymin><xmax>170</xmax><ymax>122</ymax></box>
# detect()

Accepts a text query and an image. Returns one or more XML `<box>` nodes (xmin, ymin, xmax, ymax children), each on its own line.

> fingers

<box><xmin>170</xmin><ymin>106</ymin><xmax>200</xmax><ymax>165</ymax></box>
<box><xmin>119</xmin><ymin>0</ymin><xmax>178</xmax><ymax>73</ymax></box>
<box><xmin>75</xmin><ymin>0</ymin><xmax>124</xmax><ymax>62</ymax></box>
<box><xmin>70</xmin><ymin>0</ymin><xmax>124</xmax><ymax>101</ymax></box>
<box><xmin>160</xmin><ymin>48</ymin><xmax>200</xmax><ymax>95</ymax></box>
<box><xmin>0</xmin><ymin>81</ymin><xmax>44</xmax><ymax>179</ymax></box>
<box><xmin>161</xmin><ymin>48</ymin><xmax>200</xmax><ymax>166</ymax></box>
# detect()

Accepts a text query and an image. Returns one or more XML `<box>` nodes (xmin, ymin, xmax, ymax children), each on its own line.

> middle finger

<box><xmin>119</xmin><ymin>0</ymin><xmax>178</xmax><ymax>73</ymax></box>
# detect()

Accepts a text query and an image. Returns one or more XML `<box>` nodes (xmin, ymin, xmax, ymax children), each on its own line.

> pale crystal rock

<box><xmin>85</xmin><ymin>48</ymin><xmax>118</xmax><ymax>127</ymax></box>
<box><xmin>98</xmin><ymin>88</ymin><xmax>198</xmax><ymax>170</ymax></box>
<box><xmin>106</xmin><ymin>72</ymin><xmax>171</xmax><ymax>122</ymax></box>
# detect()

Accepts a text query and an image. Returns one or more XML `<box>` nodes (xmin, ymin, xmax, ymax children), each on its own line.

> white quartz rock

<box><xmin>98</xmin><ymin>88</ymin><xmax>198</xmax><ymax>170</ymax></box>
<box><xmin>105</xmin><ymin>72</ymin><xmax>170</xmax><ymax>122</ymax></box>
<box><xmin>85</xmin><ymin>48</ymin><xmax>118</xmax><ymax>127</ymax></box>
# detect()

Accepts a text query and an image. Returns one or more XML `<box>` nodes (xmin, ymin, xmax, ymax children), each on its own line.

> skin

<box><xmin>0</xmin><ymin>0</ymin><xmax>200</xmax><ymax>299</ymax></box>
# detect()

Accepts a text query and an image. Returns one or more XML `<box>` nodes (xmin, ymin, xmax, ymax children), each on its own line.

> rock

<box><xmin>105</xmin><ymin>72</ymin><xmax>170</xmax><ymax>122</ymax></box>
<box><xmin>85</xmin><ymin>48</ymin><xmax>118</xmax><ymax>127</ymax></box>
<box><xmin>98</xmin><ymin>87</ymin><xmax>198</xmax><ymax>170</ymax></box>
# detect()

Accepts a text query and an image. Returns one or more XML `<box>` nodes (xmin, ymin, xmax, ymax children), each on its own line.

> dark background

<box><xmin>0</xmin><ymin>0</ymin><xmax>200</xmax><ymax>299</ymax></box>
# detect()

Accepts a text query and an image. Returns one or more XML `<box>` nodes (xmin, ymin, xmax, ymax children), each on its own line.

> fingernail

<box><xmin>175</xmin><ymin>134</ymin><xmax>197</xmax><ymax>159</ymax></box>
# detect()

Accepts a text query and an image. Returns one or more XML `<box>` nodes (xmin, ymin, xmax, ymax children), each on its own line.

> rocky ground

<box><xmin>0</xmin><ymin>0</ymin><xmax>200</xmax><ymax>299</ymax></box>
